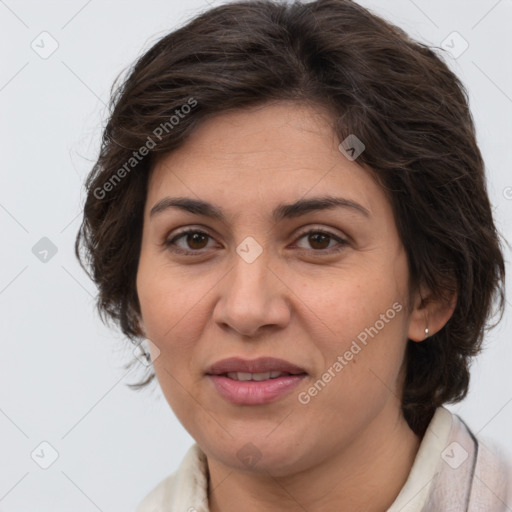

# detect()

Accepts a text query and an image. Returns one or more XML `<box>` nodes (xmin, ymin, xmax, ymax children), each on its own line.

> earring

<box><xmin>424</xmin><ymin>327</ymin><xmax>430</xmax><ymax>339</ymax></box>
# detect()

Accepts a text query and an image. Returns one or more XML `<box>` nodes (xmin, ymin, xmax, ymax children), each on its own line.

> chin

<box><xmin>202</xmin><ymin>433</ymin><xmax>313</xmax><ymax>477</ymax></box>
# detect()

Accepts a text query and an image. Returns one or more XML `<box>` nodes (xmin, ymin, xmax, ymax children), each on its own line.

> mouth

<box><xmin>205</xmin><ymin>356</ymin><xmax>308</xmax><ymax>377</ymax></box>
<box><xmin>205</xmin><ymin>357</ymin><xmax>308</xmax><ymax>405</ymax></box>
<box><xmin>222</xmin><ymin>370</ymin><xmax>304</xmax><ymax>381</ymax></box>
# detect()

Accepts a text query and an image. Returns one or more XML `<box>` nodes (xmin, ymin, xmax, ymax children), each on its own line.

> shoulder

<box><xmin>456</xmin><ymin>412</ymin><xmax>512</xmax><ymax>476</ymax></box>
<box><xmin>471</xmin><ymin>430</ymin><xmax>512</xmax><ymax>508</ymax></box>
<box><xmin>434</xmin><ymin>408</ymin><xmax>512</xmax><ymax>511</ymax></box>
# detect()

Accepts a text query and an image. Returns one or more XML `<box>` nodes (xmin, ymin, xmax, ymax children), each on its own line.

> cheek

<box><xmin>137</xmin><ymin>257</ymin><xmax>210</xmax><ymax>342</ymax></box>
<box><xmin>136</xmin><ymin>264</ymin><xmax>209</xmax><ymax>408</ymax></box>
<box><xmin>296</xmin><ymin>308</ymin><xmax>408</xmax><ymax>442</ymax></box>
<box><xmin>306</xmin><ymin>271</ymin><xmax>409</xmax><ymax>396</ymax></box>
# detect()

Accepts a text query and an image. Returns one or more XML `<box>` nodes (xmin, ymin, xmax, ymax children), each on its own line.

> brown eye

<box><xmin>294</xmin><ymin>229</ymin><xmax>348</xmax><ymax>254</ymax></box>
<box><xmin>185</xmin><ymin>232</ymin><xmax>209</xmax><ymax>250</ymax></box>
<box><xmin>308</xmin><ymin>232</ymin><xmax>331</xmax><ymax>250</ymax></box>
<box><xmin>164</xmin><ymin>227</ymin><xmax>348</xmax><ymax>256</ymax></box>
<box><xmin>165</xmin><ymin>229</ymin><xmax>216</xmax><ymax>254</ymax></box>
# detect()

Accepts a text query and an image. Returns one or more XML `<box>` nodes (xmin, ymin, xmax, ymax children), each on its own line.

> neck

<box><xmin>207</xmin><ymin>406</ymin><xmax>421</xmax><ymax>512</ymax></box>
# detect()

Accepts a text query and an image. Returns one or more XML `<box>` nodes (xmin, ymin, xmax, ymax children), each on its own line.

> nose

<box><xmin>212</xmin><ymin>249</ymin><xmax>291</xmax><ymax>338</ymax></box>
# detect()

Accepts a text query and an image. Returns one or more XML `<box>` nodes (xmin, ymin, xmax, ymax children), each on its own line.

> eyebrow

<box><xmin>149</xmin><ymin>195</ymin><xmax>370</xmax><ymax>222</ymax></box>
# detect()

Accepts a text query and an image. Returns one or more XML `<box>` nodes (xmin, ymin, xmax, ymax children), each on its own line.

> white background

<box><xmin>1</xmin><ymin>0</ymin><xmax>511</xmax><ymax>510</ymax></box>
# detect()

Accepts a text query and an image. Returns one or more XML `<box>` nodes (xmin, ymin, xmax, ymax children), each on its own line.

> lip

<box><xmin>205</xmin><ymin>356</ymin><xmax>307</xmax><ymax>375</ymax></box>
<box><xmin>206</xmin><ymin>357</ymin><xmax>308</xmax><ymax>405</ymax></box>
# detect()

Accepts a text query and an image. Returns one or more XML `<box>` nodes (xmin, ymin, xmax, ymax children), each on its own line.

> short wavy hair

<box><xmin>75</xmin><ymin>0</ymin><xmax>506</xmax><ymax>436</ymax></box>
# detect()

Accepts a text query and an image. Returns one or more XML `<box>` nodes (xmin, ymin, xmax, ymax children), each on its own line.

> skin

<box><xmin>136</xmin><ymin>101</ymin><xmax>455</xmax><ymax>512</ymax></box>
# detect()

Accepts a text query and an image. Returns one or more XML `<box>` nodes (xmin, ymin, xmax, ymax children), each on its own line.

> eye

<box><xmin>293</xmin><ymin>228</ymin><xmax>348</xmax><ymax>254</ymax></box>
<box><xmin>164</xmin><ymin>229</ymin><xmax>217</xmax><ymax>255</ymax></box>
<box><xmin>164</xmin><ymin>227</ymin><xmax>348</xmax><ymax>256</ymax></box>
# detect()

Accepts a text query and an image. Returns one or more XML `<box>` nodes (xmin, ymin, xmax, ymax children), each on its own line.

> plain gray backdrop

<box><xmin>1</xmin><ymin>0</ymin><xmax>511</xmax><ymax>510</ymax></box>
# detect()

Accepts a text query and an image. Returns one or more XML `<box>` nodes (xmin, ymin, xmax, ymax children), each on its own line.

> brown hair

<box><xmin>75</xmin><ymin>0</ymin><xmax>505</xmax><ymax>436</ymax></box>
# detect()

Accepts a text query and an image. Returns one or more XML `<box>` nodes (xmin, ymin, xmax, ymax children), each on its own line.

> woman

<box><xmin>75</xmin><ymin>0</ymin><xmax>511</xmax><ymax>510</ymax></box>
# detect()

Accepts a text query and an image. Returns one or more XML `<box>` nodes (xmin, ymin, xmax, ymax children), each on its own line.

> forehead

<box><xmin>145</xmin><ymin>101</ymin><xmax>384</xmax><ymax>220</ymax></box>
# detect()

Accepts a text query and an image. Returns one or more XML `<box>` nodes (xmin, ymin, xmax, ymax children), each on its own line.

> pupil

<box><xmin>188</xmin><ymin>233</ymin><xmax>207</xmax><ymax>249</ymax></box>
<box><xmin>310</xmin><ymin>233</ymin><xmax>329</xmax><ymax>249</ymax></box>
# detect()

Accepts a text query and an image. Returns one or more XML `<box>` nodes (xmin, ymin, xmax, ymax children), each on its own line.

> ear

<box><xmin>408</xmin><ymin>285</ymin><xmax>457</xmax><ymax>342</ymax></box>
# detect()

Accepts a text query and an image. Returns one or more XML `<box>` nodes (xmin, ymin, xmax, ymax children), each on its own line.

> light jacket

<box><xmin>136</xmin><ymin>406</ymin><xmax>512</xmax><ymax>511</ymax></box>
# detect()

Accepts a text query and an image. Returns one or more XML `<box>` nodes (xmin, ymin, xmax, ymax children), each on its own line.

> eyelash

<box><xmin>163</xmin><ymin>227</ymin><xmax>349</xmax><ymax>256</ymax></box>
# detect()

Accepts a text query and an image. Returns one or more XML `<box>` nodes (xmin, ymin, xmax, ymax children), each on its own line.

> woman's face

<box><xmin>136</xmin><ymin>101</ymin><xmax>422</xmax><ymax>475</ymax></box>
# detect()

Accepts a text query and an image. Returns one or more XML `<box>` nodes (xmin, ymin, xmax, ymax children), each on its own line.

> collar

<box><xmin>387</xmin><ymin>406</ymin><xmax>453</xmax><ymax>511</ymax></box>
